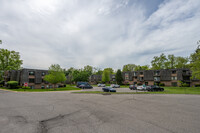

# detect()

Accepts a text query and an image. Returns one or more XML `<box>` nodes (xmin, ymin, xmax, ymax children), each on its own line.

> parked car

<box><xmin>102</xmin><ymin>87</ymin><xmax>116</xmax><ymax>92</ymax></box>
<box><xmin>76</xmin><ymin>82</ymin><xmax>88</xmax><ymax>87</ymax></box>
<box><xmin>97</xmin><ymin>83</ymin><xmax>106</xmax><ymax>87</ymax></box>
<box><xmin>110</xmin><ymin>84</ymin><xmax>120</xmax><ymax>88</ymax></box>
<box><xmin>137</xmin><ymin>85</ymin><xmax>146</xmax><ymax>91</ymax></box>
<box><xmin>146</xmin><ymin>85</ymin><xmax>164</xmax><ymax>92</ymax></box>
<box><xmin>129</xmin><ymin>85</ymin><xmax>137</xmax><ymax>90</ymax></box>
<box><xmin>79</xmin><ymin>84</ymin><xmax>93</xmax><ymax>89</ymax></box>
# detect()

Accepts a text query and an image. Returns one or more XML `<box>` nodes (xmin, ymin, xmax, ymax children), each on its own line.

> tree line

<box><xmin>1</xmin><ymin>41</ymin><xmax>200</xmax><ymax>86</ymax></box>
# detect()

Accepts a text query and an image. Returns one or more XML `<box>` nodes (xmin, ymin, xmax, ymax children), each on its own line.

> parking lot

<box><xmin>0</xmin><ymin>89</ymin><xmax>200</xmax><ymax>133</ymax></box>
<box><xmin>80</xmin><ymin>86</ymin><xmax>136</xmax><ymax>92</ymax></box>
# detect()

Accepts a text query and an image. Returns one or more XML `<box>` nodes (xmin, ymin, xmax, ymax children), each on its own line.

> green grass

<box><xmin>73</xmin><ymin>87</ymin><xmax>200</xmax><ymax>95</ymax></box>
<box><xmin>0</xmin><ymin>86</ymin><xmax>81</xmax><ymax>92</ymax></box>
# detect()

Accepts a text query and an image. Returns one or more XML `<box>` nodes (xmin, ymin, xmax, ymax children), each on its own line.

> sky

<box><xmin>0</xmin><ymin>0</ymin><xmax>200</xmax><ymax>70</ymax></box>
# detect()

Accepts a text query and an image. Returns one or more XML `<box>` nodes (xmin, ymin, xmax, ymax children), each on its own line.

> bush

<box><xmin>22</xmin><ymin>86</ymin><xmax>31</xmax><ymax>89</ymax></box>
<box><xmin>17</xmin><ymin>86</ymin><xmax>22</xmax><ymax>89</ymax></box>
<box><xmin>159</xmin><ymin>83</ymin><xmax>165</xmax><ymax>86</ymax></box>
<box><xmin>7</xmin><ymin>81</ymin><xmax>18</xmax><ymax>89</ymax></box>
<box><xmin>195</xmin><ymin>84</ymin><xmax>200</xmax><ymax>87</ymax></box>
<box><xmin>137</xmin><ymin>83</ymin><xmax>142</xmax><ymax>86</ymax></box>
<box><xmin>181</xmin><ymin>83</ymin><xmax>190</xmax><ymax>87</ymax></box>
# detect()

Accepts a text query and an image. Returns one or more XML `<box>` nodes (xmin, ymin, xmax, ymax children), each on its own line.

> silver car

<box><xmin>97</xmin><ymin>83</ymin><xmax>106</xmax><ymax>87</ymax></box>
<box><xmin>110</xmin><ymin>84</ymin><xmax>120</xmax><ymax>88</ymax></box>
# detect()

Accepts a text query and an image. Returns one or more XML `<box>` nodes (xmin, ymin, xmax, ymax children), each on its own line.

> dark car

<box><xmin>102</xmin><ymin>87</ymin><xmax>116</xmax><ymax>92</ymax></box>
<box><xmin>129</xmin><ymin>85</ymin><xmax>137</xmax><ymax>90</ymax></box>
<box><xmin>79</xmin><ymin>84</ymin><xmax>93</xmax><ymax>89</ymax></box>
<box><xmin>146</xmin><ymin>85</ymin><xmax>164</xmax><ymax>92</ymax></box>
<box><xmin>76</xmin><ymin>82</ymin><xmax>88</xmax><ymax>87</ymax></box>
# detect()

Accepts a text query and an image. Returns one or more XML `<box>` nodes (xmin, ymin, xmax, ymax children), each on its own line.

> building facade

<box><xmin>89</xmin><ymin>69</ymin><xmax>200</xmax><ymax>87</ymax></box>
<box><xmin>4</xmin><ymin>68</ymin><xmax>65</xmax><ymax>89</ymax></box>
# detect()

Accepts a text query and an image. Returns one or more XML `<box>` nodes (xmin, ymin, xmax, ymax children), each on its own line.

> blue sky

<box><xmin>0</xmin><ymin>0</ymin><xmax>200</xmax><ymax>70</ymax></box>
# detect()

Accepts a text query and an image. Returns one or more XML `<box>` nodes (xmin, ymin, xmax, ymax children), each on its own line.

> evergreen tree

<box><xmin>115</xmin><ymin>69</ymin><xmax>123</xmax><ymax>85</ymax></box>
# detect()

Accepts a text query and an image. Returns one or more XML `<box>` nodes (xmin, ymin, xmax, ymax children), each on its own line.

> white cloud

<box><xmin>0</xmin><ymin>0</ymin><xmax>200</xmax><ymax>70</ymax></box>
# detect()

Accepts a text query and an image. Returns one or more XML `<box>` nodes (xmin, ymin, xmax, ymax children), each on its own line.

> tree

<box><xmin>115</xmin><ymin>69</ymin><xmax>123</xmax><ymax>85</ymax></box>
<box><xmin>135</xmin><ymin>65</ymin><xmax>149</xmax><ymax>71</ymax></box>
<box><xmin>0</xmin><ymin>49</ymin><xmax>23</xmax><ymax>80</ymax></box>
<box><xmin>166</xmin><ymin>54</ymin><xmax>176</xmax><ymax>69</ymax></box>
<box><xmin>175</xmin><ymin>56</ymin><xmax>189</xmax><ymax>68</ymax></box>
<box><xmin>44</xmin><ymin>64</ymin><xmax>66</xmax><ymax>88</ymax></box>
<box><xmin>190</xmin><ymin>41</ymin><xmax>200</xmax><ymax>80</ymax></box>
<box><xmin>72</xmin><ymin>70</ymin><xmax>90</xmax><ymax>82</ymax></box>
<box><xmin>102</xmin><ymin>70</ymin><xmax>110</xmax><ymax>83</ymax></box>
<box><xmin>104</xmin><ymin>68</ymin><xmax>114</xmax><ymax>74</ymax></box>
<box><xmin>64</xmin><ymin>67</ymin><xmax>75</xmax><ymax>84</ymax></box>
<box><xmin>83</xmin><ymin>65</ymin><xmax>93</xmax><ymax>76</ymax></box>
<box><xmin>151</xmin><ymin>53</ymin><xmax>167</xmax><ymax>70</ymax></box>
<box><xmin>122</xmin><ymin>64</ymin><xmax>137</xmax><ymax>72</ymax></box>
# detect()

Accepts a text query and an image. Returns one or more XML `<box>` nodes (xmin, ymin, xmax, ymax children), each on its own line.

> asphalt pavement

<box><xmin>0</xmin><ymin>89</ymin><xmax>200</xmax><ymax>133</ymax></box>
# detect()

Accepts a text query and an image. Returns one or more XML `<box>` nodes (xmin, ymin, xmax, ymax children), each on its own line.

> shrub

<box><xmin>7</xmin><ymin>81</ymin><xmax>18</xmax><ymax>89</ymax></box>
<box><xmin>181</xmin><ymin>83</ymin><xmax>189</xmax><ymax>87</ymax></box>
<box><xmin>137</xmin><ymin>83</ymin><xmax>142</xmax><ymax>86</ymax></box>
<box><xmin>195</xmin><ymin>84</ymin><xmax>200</xmax><ymax>87</ymax></box>
<box><xmin>159</xmin><ymin>83</ymin><xmax>165</xmax><ymax>86</ymax></box>
<box><xmin>17</xmin><ymin>86</ymin><xmax>23</xmax><ymax>89</ymax></box>
<box><xmin>22</xmin><ymin>86</ymin><xmax>31</xmax><ymax>89</ymax></box>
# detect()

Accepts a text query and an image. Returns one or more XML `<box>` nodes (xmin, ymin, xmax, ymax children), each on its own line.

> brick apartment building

<box><xmin>89</xmin><ymin>68</ymin><xmax>200</xmax><ymax>87</ymax></box>
<box><xmin>4</xmin><ymin>68</ymin><xmax>65</xmax><ymax>89</ymax></box>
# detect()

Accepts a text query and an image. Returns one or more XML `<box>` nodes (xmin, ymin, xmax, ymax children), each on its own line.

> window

<box><xmin>139</xmin><ymin>77</ymin><xmax>144</xmax><ymax>81</ymax></box>
<box><xmin>29</xmin><ymin>78</ymin><xmax>35</xmax><ymax>83</ymax></box>
<box><xmin>133</xmin><ymin>72</ymin><xmax>137</xmax><ymax>76</ymax></box>
<box><xmin>125</xmin><ymin>77</ymin><xmax>129</xmax><ymax>80</ymax></box>
<box><xmin>41</xmin><ymin>85</ymin><xmax>45</xmax><ymax>89</ymax></box>
<box><xmin>140</xmin><ymin>72</ymin><xmax>143</xmax><ymax>75</ymax></box>
<box><xmin>125</xmin><ymin>73</ymin><xmax>129</xmax><ymax>76</ymax></box>
<box><xmin>29</xmin><ymin>71</ymin><xmax>35</xmax><ymax>76</ymax></box>
<box><xmin>154</xmin><ymin>77</ymin><xmax>160</xmax><ymax>81</ymax></box>
<box><xmin>171</xmin><ymin>76</ymin><xmax>177</xmax><ymax>80</ymax></box>
<box><xmin>41</xmin><ymin>72</ymin><xmax>46</xmax><ymax>76</ymax></box>
<box><xmin>154</xmin><ymin>71</ymin><xmax>160</xmax><ymax>75</ymax></box>
<box><xmin>172</xmin><ymin>70</ymin><xmax>176</xmax><ymax>74</ymax></box>
<box><xmin>46</xmin><ymin>85</ymin><xmax>49</xmax><ymax>88</ymax></box>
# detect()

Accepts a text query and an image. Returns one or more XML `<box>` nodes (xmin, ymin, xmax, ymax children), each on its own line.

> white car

<box><xmin>110</xmin><ymin>84</ymin><xmax>120</xmax><ymax>88</ymax></box>
<box><xmin>97</xmin><ymin>83</ymin><xmax>105</xmax><ymax>87</ymax></box>
<box><xmin>137</xmin><ymin>85</ymin><xmax>146</xmax><ymax>91</ymax></box>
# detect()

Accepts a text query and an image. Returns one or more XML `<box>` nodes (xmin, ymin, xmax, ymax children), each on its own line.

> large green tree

<box><xmin>102</xmin><ymin>69</ymin><xmax>110</xmax><ymax>83</ymax></box>
<box><xmin>190</xmin><ymin>42</ymin><xmax>200</xmax><ymax>80</ymax></box>
<box><xmin>122</xmin><ymin>64</ymin><xmax>137</xmax><ymax>72</ymax></box>
<box><xmin>72</xmin><ymin>70</ymin><xmax>90</xmax><ymax>82</ymax></box>
<box><xmin>175</xmin><ymin>56</ymin><xmax>189</xmax><ymax>69</ymax></box>
<box><xmin>44</xmin><ymin>64</ymin><xmax>66</xmax><ymax>88</ymax></box>
<box><xmin>83</xmin><ymin>65</ymin><xmax>93</xmax><ymax>76</ymax></box>
<box><xmin>115</xmin><ymin>69</ymin><xmax>123</xmax><ymax>85</ymax></box>
<box><xmin>104</xmin><ymin>68</ymin><xmax>114</xmax><ymax>74</ymax></box>
<box><xmin>0</xmin><ymin>49</ymin><xmax>23</xmax><ymax>80</ymax></box>
<box><xmin>151</xmin><ymin>53</ymin><xmax>167</xmax><ymax>70</ymax></box>
<box><xmin>165</xmin><ymin>54</ymin><xmax>176</xmax><ymax>69</ymax></box>
<box><xmin>135</xmin><ymin>65</ymin><xmax>149</xmax><ymax>71</ymax></box>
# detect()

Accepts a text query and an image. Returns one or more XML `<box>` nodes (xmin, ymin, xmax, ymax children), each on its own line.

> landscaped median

<box><xmin>73</xmin><ymin>87</ymin><xmax>200</xmax><ymax>95</ymax></box>
<box><xmin>0</xmin><ymin>86</ymin><xmax>81</xmax><ymax>92</ymax></box>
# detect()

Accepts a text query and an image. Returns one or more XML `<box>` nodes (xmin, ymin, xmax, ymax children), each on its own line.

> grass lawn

<box><xmin>0</xmin><ymin>86</ymin><xmax>81</xmax><ymax>92</ymax></box>
<box><xmin>73</xmin><ymin>87</ymin><xmax>200</xmax><ymax>95</ymax></box>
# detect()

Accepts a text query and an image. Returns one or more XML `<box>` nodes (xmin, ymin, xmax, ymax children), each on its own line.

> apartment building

<box><xmin>4</xmin><ymin>68</ymin><xmax>65</xmax><ymax>89</ymax></box>
<box><xmin>89</xmin><ymin>69</ymin><xmax>200</xmax><ymax>87</ymax></box>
